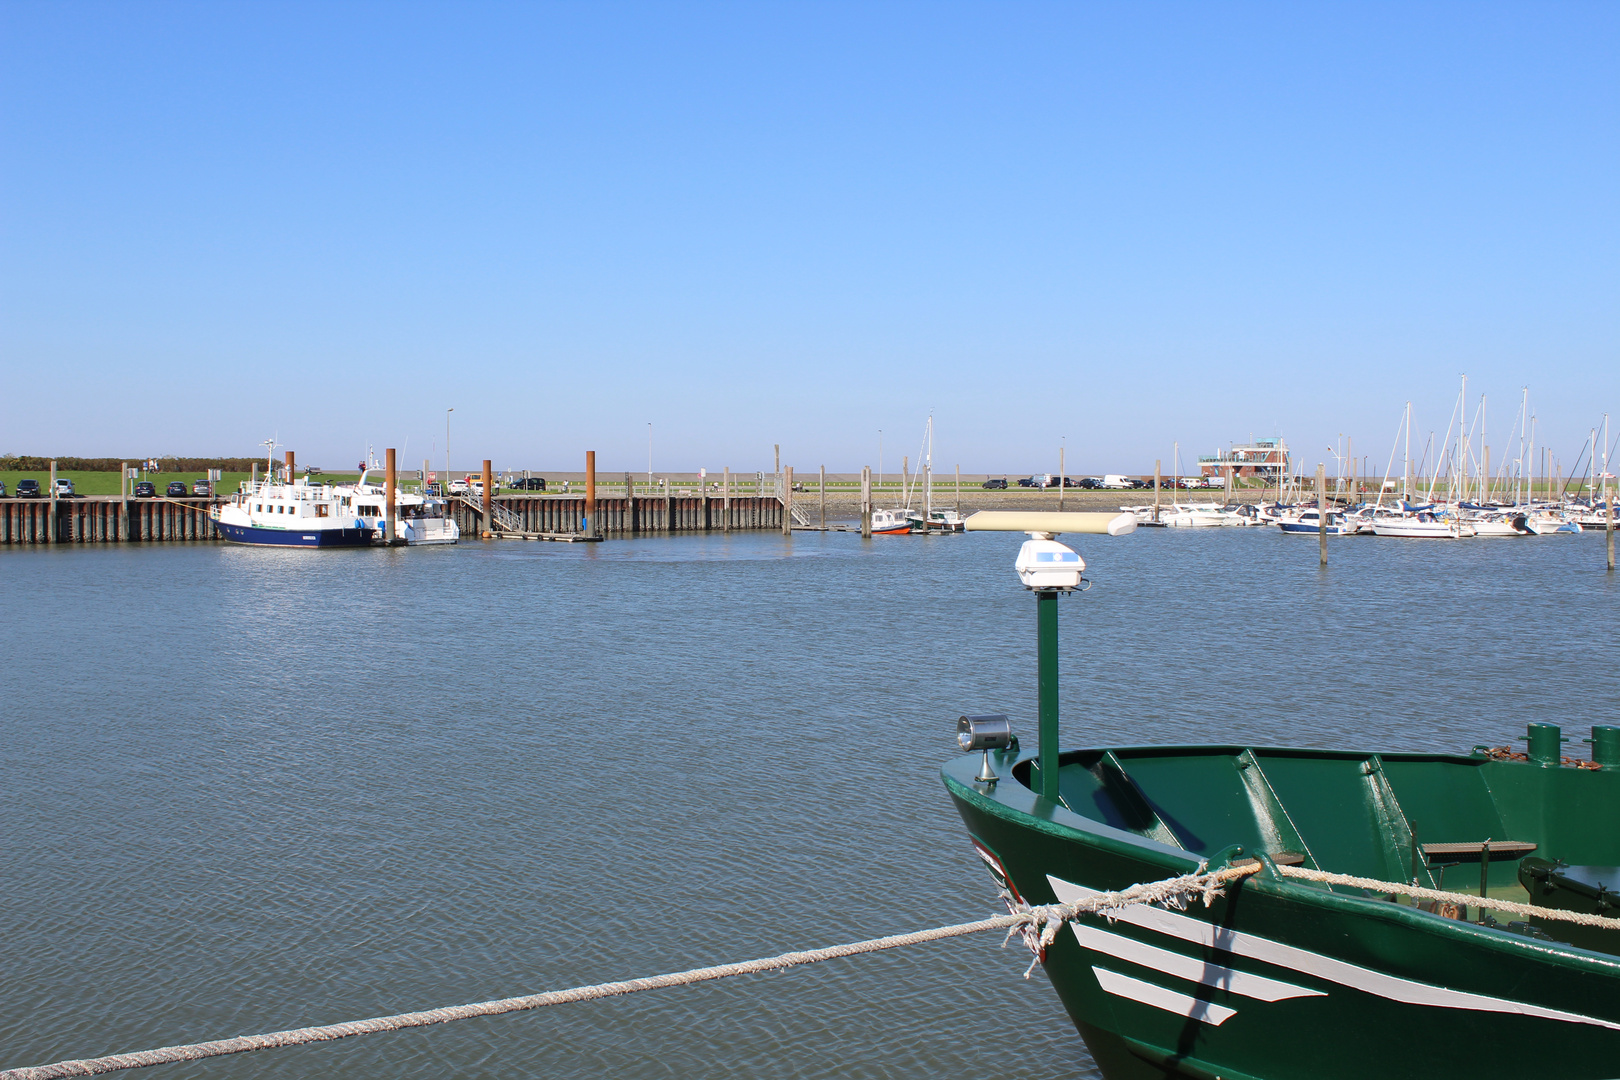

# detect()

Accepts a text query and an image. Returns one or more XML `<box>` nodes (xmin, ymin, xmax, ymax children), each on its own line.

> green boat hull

<box><xmin>943</xmin><ymin>743</ymin><xmax>1620</xmax><ymax>1080</ymax></box>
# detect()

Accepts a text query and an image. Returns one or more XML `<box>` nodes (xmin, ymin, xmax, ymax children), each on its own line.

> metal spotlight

<box><xmin>957</xmin><ymin>714</ymin><xmax>1013</xmax><ymax>784</ymax></box>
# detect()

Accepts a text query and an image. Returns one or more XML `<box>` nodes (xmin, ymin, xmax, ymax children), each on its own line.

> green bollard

<box><xmin>1525</xmin><ymin>722</ymin><xmax>1564</xmax><ymax>767</ymax></box>
<box><xmin>1587</xmin><ymin>726</ymin><xmax>1620</xmax><ymax>769</ymax></box>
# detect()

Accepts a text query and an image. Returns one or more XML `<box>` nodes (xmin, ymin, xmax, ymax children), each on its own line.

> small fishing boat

<box><xmin>945</xmin><ymin>511</ymin><xmax>1620</xmax><ymax>1080</ymax></box>
<box><xmin>870</xmin><ymin>508</ymin><xmax>914</xmax><ymax>535</ymax></box>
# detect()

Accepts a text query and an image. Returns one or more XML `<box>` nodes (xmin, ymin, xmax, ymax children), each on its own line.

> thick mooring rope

<box><xmin>0</xmin><ymin>865</ymin><xmax>1253</xmax><ymax>1080</ymax></box>
<box><xmin>1275</xmin><ymin>865</ymin><xmax>1620</xmax><ymax>930</ymax></box>
<box><xmin>9</xmin><ymin>859</ymin><xmax>1617</xmax><ymax>1079</ymax></box>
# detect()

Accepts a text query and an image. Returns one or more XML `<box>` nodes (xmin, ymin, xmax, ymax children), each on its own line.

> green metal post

<box><xmin>1037</xmin><ymin>589</ymin><xmax>1060</xmax><ymax>803</ymax></box>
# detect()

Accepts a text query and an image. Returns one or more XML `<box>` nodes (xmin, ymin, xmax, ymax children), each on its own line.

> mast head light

<box><xmin>1015</xmin><ymin>538</ymin><xmax>1085</xmax><ymax>591</ymax></box>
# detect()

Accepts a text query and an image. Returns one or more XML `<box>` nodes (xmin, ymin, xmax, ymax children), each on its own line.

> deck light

<box><xmin>958</xmin><ymin>715</ymin><xmax>1013</xmax><ymax>783</ymax></box>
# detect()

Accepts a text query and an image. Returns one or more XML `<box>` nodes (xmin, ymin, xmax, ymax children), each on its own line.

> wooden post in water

<box><xmin>1317</xmin><ymin>463</ymin><xmax>1328</xmax><ymax>567</ymax></box>
<box><xmin>285</xmin><ymin>450</ymin><xmax>295</xmax><ymax>483</ymax></box>
<box><xmin>860</xmin><ymin>466</ymin><xmax>872</xmax><ymax>537</ymax></box>
<box><xmin>819</xmin><ymin>465</ymin><xmax>826</xmax><ymax>529</ymax></box>
<box><xmin>481</xmin><ymin>459</ymin><xmax>493</xmax><ymax>537</ymax></box>
<box><xmin>783</xmin><ymin>466</ymin><xmax>794</xmax><ymax>536</ymax></box>
<box><xmin>663</xmin><ymin>472</ymin><xmax>672</xmax><ymax>532</ymax></box>
<box><xmin>722</xmin><ymin>467</ymin><xmax>730</xmax><ymax>533</ymax></box>
<box><xmin>955</xmin><ymin>464</ymin><xmax>961</xmax><ymax>514</ymax></box>
<box><xmin>1154</xmin><ymin>459</ymin><xmax>1162</xmax><ymax>521</ymax></box>
<box><xmin>384</xmin><ymin>448</ymin><xmax>397</xmax><ymax>543</ymax></box>
<box><xmin>119</xmin><ymin>461</ymin><xmax>129</xmax><ymax>541</ymax></box>
<box><xmin>1607</xmin><ymin>470</ymin><xmax>1614</xmax><ymax>571</ymax></box>
<box><xmin>48</xmin><ymin>459</ymin><xmax>57</xmax><ymax>544</ymax></box>
<box><xmin>584</xmin><ymin>450</ymin><xmax>596</xmax><ymax>537</ymax></box>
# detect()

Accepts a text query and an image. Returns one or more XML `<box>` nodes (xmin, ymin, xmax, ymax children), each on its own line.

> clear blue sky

<box><xmin>3</xmin><ymin>2</ymin><xmax>1615</xmax><ymax>478</ymax></box>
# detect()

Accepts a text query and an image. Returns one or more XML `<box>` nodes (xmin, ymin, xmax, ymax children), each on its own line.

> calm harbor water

<box><xmin>4</xmin><ymin>528</ymin><xmax>1616</xmax><ymax>1078</ymax></box>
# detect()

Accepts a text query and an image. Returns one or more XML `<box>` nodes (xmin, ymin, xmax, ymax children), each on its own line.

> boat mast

<box><xmin>925</xmin><ymin>414</ymin><xmax>933</xmax><ymax>521</ymax></box>
<box><xmin>1403</xmin><ymin>402</ymin><xmax>1411</xmax><ymax>502</ymax></box>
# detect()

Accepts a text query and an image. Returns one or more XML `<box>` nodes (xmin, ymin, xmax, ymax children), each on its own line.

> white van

<box><xmin>1100</xmin><ymin>475</ymin><xmax>1135</xmax><ymax>489</ymax></box>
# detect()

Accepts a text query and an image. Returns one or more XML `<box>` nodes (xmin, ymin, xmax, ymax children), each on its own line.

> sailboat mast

<box><xmin>925</xmin><ymin>415</ymin><xmax>933</xmax><ymax>519</ymax></box>
<box><xmin>1403</xmin><ymin>402</ymin><xmax>1411</xmax><ymax>502</ymax></box>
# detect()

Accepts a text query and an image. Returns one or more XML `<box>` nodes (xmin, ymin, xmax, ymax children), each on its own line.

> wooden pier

<box><xmin>0</xmin><ymin>493</ymin><xmax>786</xmax><ymax>545</ymax></box>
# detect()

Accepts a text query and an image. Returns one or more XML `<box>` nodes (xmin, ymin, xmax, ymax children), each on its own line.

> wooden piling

<box><xmin>119</xmin><ymin>462</ymin><xmax>130</xmax><ymax>541</ymax></box>
<box><xmin>1607</xmin><ymin>472</ymin><xmax>1614</xmax><ymax>571</ymax></box>
<box><xmin>1317</xmin><ymin>464</ymin><xmax>1328</xmax><ymax>567</ymax></box>
<box><xmin>48</xmin><ymin>459</ymin><xmax>57</xmax><ymax>544</ymax></box>
<box><xmin>861</xmin><ymin>466</ymin><xmax>872</xmax><ymax>537</ymax></box>
<box><xmin>723</xmin><ymin>467</ymin><xmax>730</xmax><ymax>533</ymax></box>
<box><xmin>1058</xmin><ymin>446</ymin><xmax>1065</xmax><ymax>511</ymax></box>
<box><xmin>955</xmin><ymin>464</ymin><xmax>961</xmax><ymax>514</ymax></box>
<box><xmin>783</xmin><ymin>466</ymin><xmax>794</xmax><ymax>536</ymax></box>
<box><xmin>285</xmin><ymin>450</ymin><xmax>295</xmax><ymax>483</ymax></box>
<box><xmin>585</xmin><ymin>451</ymin><xmax>596</xmax><ymax>536</ymax></box>
<box><xmin>1154</xmin><ymin>459</ymin><xmax>1162</xmax><ymax>521</ymax></box>
<box><xmin>820</xmin><ymin>466</ymin><xmax>826</xmax><ymax>528</ymax></box>
<box><xmin>385</xmin><ymin>449</ymin><xmax>397</xmax><ymax>543</ymax></box>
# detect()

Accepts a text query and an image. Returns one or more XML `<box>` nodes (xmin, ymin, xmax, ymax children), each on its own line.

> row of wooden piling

<box><xmin>0</xmin><ymin>497</ymin><xmax>220</xmax><ymax>544</ymax></box>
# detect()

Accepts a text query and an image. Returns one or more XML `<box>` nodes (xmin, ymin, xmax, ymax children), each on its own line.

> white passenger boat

<box><xmin>336</xmin><ymin>470</ymin><xmax>459</xmax><ymax>545</ymax></box>
<box><xmin>213</xmin><ymin>477</ymin><xmax>374</xmax><ymax>548</ymax></box>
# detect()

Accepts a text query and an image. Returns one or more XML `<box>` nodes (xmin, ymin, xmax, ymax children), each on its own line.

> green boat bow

<box><xmin>943</xmin><ymin>737</ymin><xmax>1620</xmax><ymax>1080</ymax></box>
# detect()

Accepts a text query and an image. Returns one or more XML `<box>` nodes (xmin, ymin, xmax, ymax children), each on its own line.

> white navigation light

<box><xmin>1015</xmin><ymin>537</ymin><xmax>1086</xmax><ymax>591</ymax></box>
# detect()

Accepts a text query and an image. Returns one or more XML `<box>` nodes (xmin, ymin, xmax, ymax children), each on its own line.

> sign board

<box><xmin>207</xmin><ymin>469</ymin><xmax>222</xmax><ymax>481</ymax></box>
<box><xmin>126</xmin><ymin>468</ymin><xmax>140</xmax><ymax>479</ymax></box>
<box><xmin>427</xmin><ymin>471</ymin><xmax>437</xmax><ymax>482</ymax></box>
<box><xmin>699</xmin><ymin>468</ymin><xmax>706</xmax><ymax>479</ymax></box>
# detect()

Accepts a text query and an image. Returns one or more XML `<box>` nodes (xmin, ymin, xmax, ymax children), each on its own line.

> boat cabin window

<box><xmin>316</xmin><ymin>505</ymin><xmax>329</xmax><ymax>518</ymax></box>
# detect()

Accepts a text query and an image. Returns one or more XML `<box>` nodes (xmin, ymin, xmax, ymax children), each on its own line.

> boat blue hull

<box><xmin>215</xmin><ymin>521</ymin><xmax>374</xmax><ymax>548</ymax></box>
<box><xmin>1278</xmin><ymin>522</ymin><xmax>1351</xmax><ymax>534</ymax></box>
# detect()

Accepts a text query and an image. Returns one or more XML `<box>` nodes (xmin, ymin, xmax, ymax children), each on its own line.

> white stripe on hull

<box><xmin>1092</xmin><ymin>967</ymin><xmax>1238</xmax><ymax>1026</ymax></box>
<box><xmin>1050</xmin><ymin>876</ymin><xmax>1620</xmax><ymax>1032</ymax></box>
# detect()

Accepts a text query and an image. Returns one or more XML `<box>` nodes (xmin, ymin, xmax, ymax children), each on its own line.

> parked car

<box><xmin>448</xmin><ymin>478</ymin><xmax>471</xmax><ymax>495</ymax></box>
<box><xmin>166</xmin><ymin>481</ymin><xmax>189</xmax><ymax>497</ymax></box>
<box><xmin>981</xmin><ymin>478</ymin><xmax>1008</xmax><ymax>490</ymax></box>
<box><xmin>192</xmin><ymin>479</ymin><xmax>212</xmax><ymax>496</ymax></box>
<box><xmin>16</xmin><ymin>479</ymin><xmax>41</xmax><ymax>498</ymax></box>
<box><xmin>53</xmin><ymin>478</ymin><xmax>76</xmax><ymax>497</ymax></box>
<box><xmin>134</xmin><ymin>481</ymin><xmax>156</xmax><ymax>497</ymax></box>
<box><xmin>510</xmin><ymin>477</ymin><xmax>547</xmax><ymax>491</ymax></box>
<box><xmin>0</xmin><ymin>480</ymin><xmax>6</xmax><ymax>497</ymax></box>
<box><xmin>1016</xmin><ymin>476</ymin><xmax>1038</xmax><ymax>488</ymax></box>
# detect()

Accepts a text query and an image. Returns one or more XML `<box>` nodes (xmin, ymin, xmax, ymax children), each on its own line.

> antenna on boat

<box><xmin>962</xmin><ymin>511</ymin><xmax>1135</xmax><ymax>802</ymax></box>
<box><xmin>261</xmin><ymin>437</ymin><xmax>280</xmax><ymax>484</ymax></box>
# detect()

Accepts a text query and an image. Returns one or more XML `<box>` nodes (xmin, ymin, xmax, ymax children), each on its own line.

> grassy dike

<box><xmin>0</xmin><ymin>471</ymin><xmax>366</xmax><ymax>496</ymax></box>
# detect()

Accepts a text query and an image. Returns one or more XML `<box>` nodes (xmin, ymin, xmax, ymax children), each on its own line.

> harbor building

<box><xmin>1199</xmin><ymin>438</ymin><xmax>1289</xmax><ymax>481</ymax></box>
